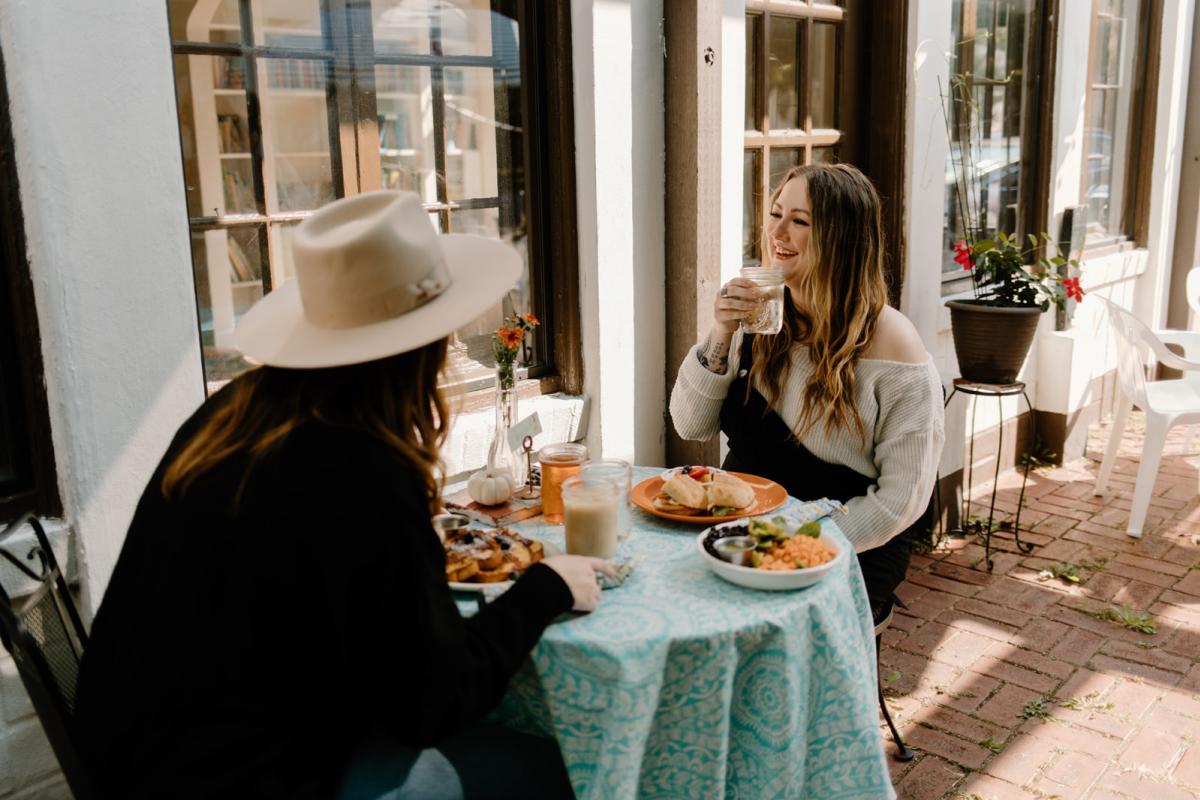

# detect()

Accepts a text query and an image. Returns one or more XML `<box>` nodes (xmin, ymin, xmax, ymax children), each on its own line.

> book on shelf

<box><xmin>223</xmin><ymin>169</ymin><xmax>256</xmax><ymax>213</ymax></box>
<box><xmin>217</xmin><ymin>114</ymin><xmax>248</xmax><ymax>153</ymax></box>
<box><xmin>226</xmin><ymin>237</ymin><xmax>255</xmax><ymax>283</ymax></box>
<box><xmin>213</xmin><ymin>56</ymin><xmax>245</xmax><ymax>90</ymax></box>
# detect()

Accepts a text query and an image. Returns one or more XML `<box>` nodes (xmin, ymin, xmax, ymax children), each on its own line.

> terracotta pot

<box><xmin>946</xmin><ymin>299</ymin><xmax>1044</xmax><ymax>384</ymax></box>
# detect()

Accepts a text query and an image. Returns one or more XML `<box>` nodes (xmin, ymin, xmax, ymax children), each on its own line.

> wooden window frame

<box><xmin>167</xmin><ymin>0</ymin><xmax>582</xmax><ymax>397</ymax></box>
<box><xmin>941</xmin><ymin>0</ymin><xmax>1057</xmax><ymax>295</ymax></box>
<box><xmin>742</xmin><ymin>1</ymin><xmax>909</xmax><ymax>306</ymax></box>
<box><xmin>1079</xmin><ymin>0</ymin><xmax>1160</xmax><ymax>253</ymax></box>
<box><xmin>743</xmin><ymin>1</ymin><xmax>850</xmax><ymax>266</ymax></box>
<box><xmin>0</xmin><ymin>45</ymin><xmax>61</xmax><ymax>522</ymax></box>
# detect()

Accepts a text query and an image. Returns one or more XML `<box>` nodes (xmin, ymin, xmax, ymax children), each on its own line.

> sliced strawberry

<box><xmin>687</xmin><ymin>466</ymin><xmax>708</xmax><ymax>480</ymax></box>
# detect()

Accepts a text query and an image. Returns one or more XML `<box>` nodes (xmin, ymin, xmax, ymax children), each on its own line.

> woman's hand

<box><xmin>541</xmin><ymin>555</ymin><xmax>618</xmax><ymax>612</ymax></box>
<box><xmin>713</xmin><ymin>277</ymin><xmax>760</xmax><ymax>335</ymax></box>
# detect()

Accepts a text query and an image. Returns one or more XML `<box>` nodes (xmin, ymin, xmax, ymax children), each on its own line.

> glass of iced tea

<box><xmin>538</xmin><ymin>443</ymin><xmax>589</xmax><ymax>524</ymax></box>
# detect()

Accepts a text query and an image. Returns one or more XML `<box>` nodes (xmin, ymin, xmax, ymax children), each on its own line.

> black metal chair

<box><xmin>0</xmin><ymin>512</ymin><xmax>100</xmax><ymax>799</ymax></box>
<box><xmin>874</xmin><ymin>597</ymin><xmax>913</xmax><ymax>762</ymax></box>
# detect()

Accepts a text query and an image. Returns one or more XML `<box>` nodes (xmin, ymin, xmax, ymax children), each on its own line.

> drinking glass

<box><xmin>581</xmin><ymin>459</ymin><xmax>632</xmax><ymax>539</ymax></box>
<box><xmin>739</xmin><ymin>266</ymin><xmax>785</xmax><ymax>334</ymax></box>
<box><xmin>538</xmin><ymin>443</ymin><xmax>588</xmax><ymax>524</ymax></box>
<box><xmin>561</xmin><ymin>475</ymin><xmax>620</xmax><ymax>558</ymax></box>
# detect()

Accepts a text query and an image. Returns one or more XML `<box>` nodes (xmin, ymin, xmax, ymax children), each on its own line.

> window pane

<box><xmin>269</xmin><ymin>219</ymin><xmax>304</xmax><ymax>285</ymax></box>
<box><xmin>768</xmin><ymin>18</ymin><xmax>801</xmax><ymax>130</ymax></box>
<box><xmin>378</xmin><ymin>65</ymin><xmax>437</xmax><ymax>200</ymax></box>
<box><xmin>810</xmin><ymin>23</ymin><xmax>838</xmax><ymax>129</ymax></box>
<box><xmin>253</xmin><ymin>0</ymin><xmax>324</xmax><ymax>50</ymax></box>
<box><xmin>812</xmin><ymin>146</ymin><xmax>838</xmax><ymax>164</ymax></box>
<box><xmin>745</xmin><ymin>15</ymin><xmax>759</xmax><ymax>131</ymax></box>
<box><xmin>1084</xmin><ymin>0</ymin><xmax>1140</xmax><ymax>240</ymax></box>
<box><xmin>168</xmin><ymin>0</ymin><xmax>241</xmax><ymax>43</ymax></box>
<box><xmin>371</xmin><ymin>0</ymin><xmax>498</xmax><ymax>57</ymax></box>
<box><xmin>259</xmin><ymin>58</ymin><xmax>336</xmax><ymax>213</ymax></box>
<box><xmin>173</xmin><ymin>54</ymin><xmax>253</xmax><ymax>217</ymax></box>
<box><xmin>769</xmin><ymin>146</ymin><xmax>803</xmax><ymax>190</ymax></box>
<box><xmin>191</xmin><ymin>227</ymin><xmax>263</xmax><ymax>392</ymax></box>
<box><xmin>444</xmin><ymin>67</ymin><xmax>501</xmax><ymax>202</ymax></box>
<box><xmin>943</xmin><ymin>0</ymin><xmax>1031</xmax><ymax>286</ymax></box>
<box><xmin>743</xmin><ymin>150</ymin><xmax>761</xmax><ymax>263</ymax></box>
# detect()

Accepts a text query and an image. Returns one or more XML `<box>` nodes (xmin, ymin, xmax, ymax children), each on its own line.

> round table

<box><xmin>465</xmin><ymin>466</ymin><xmax>895</xmax><ymax>800</ymax></box>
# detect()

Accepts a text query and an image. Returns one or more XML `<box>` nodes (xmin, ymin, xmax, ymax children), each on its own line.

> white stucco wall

<box><xmin>0</xmin><ymin>1</ymin><xmax>206</xmax><ymax>793</ymax></box>
<box><xmin>0</xmin><ymin>2</ymin><xmax>204</xmax><ymax>612</ymax></box>
<box><xmin>572</xmin><ymin>0</ymin><xmax>667</xmax><ymax>466</ymax></box>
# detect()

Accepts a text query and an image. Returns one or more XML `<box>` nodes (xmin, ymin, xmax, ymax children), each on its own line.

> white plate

<box><xmin>448</xmin><ymin>539</ymin><xmax>561</xmax><ymax>594</ymax></box>
<box><xmin>696</xmin><ymin>518</ymin><xmax>844</xmax><ymax>591</ymax></box>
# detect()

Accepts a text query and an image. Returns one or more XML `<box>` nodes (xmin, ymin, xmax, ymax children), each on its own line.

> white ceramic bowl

<box><xmin>696</xmin><ymin>519</ymin><xmax>845</xmax><ymax>591</ymax></box>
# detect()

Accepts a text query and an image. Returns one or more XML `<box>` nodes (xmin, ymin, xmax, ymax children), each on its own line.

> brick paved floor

<box><xmin>885</xmin><ymin>411</ymin><xmax>1200</xmax><ymax>799</ymax></box>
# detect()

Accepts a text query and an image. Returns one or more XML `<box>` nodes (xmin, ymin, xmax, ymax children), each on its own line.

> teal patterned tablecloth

<box><xmin>467</xmin><ymin>467</ymin><xmax>895</xmax><ymax>800</ymax></box>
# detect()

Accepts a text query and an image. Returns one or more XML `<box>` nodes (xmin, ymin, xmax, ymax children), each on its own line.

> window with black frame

<box><xmin>0</xmin><ymin>45</ymin><xmax>59</xmax><ymax>521</ymax></box>
<box><xmin>942</xmin><ymin>0</ymin><xmax>1045</xmax><ymax>296</ymax></box>
<box><xmin>167</xmin><ymin>0</ymin><xmax>568</xmax><ymax>395</ymax></box>
<box><xmin>1082</xmin><ymin>0</ymin><xmax>1147</xmax><ymax>245</ymax></box>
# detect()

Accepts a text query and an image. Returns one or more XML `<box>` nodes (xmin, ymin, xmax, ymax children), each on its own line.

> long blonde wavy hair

<box><xmin>749</xmin><ymin>163</ymin><xmax>888</xmax><ymax>443</ymax></box>
<box><xmin>161</xmin><ymin>339</ymin><xmax>450</xmax><ymax>514</ymax></box>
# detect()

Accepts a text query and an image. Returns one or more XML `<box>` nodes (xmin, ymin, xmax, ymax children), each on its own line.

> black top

<box><xmin>719</xmin><ymin>335</ymin><xmax>922</xmax><ymax>611</ymax></box>
<box><xmin>75</xmin><ymin>387</ymin><xmax>573</xmax><ymax>799</ymax></box>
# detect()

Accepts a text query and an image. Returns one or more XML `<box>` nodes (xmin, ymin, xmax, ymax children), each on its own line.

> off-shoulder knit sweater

<box><xmin>670</xmin><ymin>329</ymin><xmax>945</xmax><ymax>554</ymax></box>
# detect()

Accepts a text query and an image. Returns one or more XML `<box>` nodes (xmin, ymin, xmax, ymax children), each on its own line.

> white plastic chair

<box><xmin>1094</xmin><ymin>299</ymin><xmax>1200</xmax><ymax>537</ymax></box>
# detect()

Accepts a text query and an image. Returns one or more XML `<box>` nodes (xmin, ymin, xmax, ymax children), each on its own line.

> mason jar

<box><xmin>739</xmin><ymin>267</ymin><xmax>786</xmax><ymax>335</ymax></box>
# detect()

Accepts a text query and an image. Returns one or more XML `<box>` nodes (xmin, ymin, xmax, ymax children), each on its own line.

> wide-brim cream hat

<box><xmin>236</xmin><ymin>190</ymin><xmax>521</xmax><ymax>368</ymax></box>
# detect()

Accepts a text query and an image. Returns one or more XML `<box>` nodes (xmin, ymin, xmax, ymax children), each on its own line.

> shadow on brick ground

<box><xmin>883</xmin><ymin>413</ymin><xmax>1200</xmax><ymax>800</ymax></box>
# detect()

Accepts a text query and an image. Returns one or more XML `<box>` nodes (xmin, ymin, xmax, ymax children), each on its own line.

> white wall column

<box><xmin>572</xmin><ymin>0</ymin><xmax>666</xmax><ymax>466</ymax></box>
<box><xmin>0</xmin><ymin>1</ymin><xmax>204</xmax><ymax>612</ymax></box>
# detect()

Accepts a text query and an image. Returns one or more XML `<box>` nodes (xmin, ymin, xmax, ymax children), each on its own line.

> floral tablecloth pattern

<box><xmin>472</xmin><ymin>467</ymin><xmax>895</xmax><ymax>800</ymax></box>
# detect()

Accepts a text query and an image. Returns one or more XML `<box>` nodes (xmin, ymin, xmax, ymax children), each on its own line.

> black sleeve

<box><xmin>296</xmin><ymin>438</ymin><xmax>572</xmax><ymax>748</ymax></box>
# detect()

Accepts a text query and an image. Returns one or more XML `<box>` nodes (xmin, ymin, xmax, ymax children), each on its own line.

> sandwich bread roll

<box><xmin>706</xmin><ymin>473</ymin><xmax>755</xmax><ymax>510</ymax></box>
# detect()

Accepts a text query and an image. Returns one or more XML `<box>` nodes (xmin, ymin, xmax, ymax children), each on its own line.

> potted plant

<box><xmin>947</xmin><ymin>234</ymin><xmax>1083</xmax><ymax>384</ymax></box>
<box><xmin>942</xmin><ymin>76</ymin><xmax>1084</xmax><ymax>384</ymax></box>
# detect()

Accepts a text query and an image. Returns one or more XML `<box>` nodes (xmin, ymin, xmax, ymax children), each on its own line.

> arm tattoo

<box><xmin>696</xmin><ymin>336</ymin><xmax>730</xmax><ymax>374</ymax></box>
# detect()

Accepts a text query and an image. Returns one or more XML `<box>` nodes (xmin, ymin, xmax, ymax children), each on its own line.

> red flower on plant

<box><xmin>953</xmin><ymin>240</ymin><xmax>974</xmax><ymax>270</ymax></box>
<box><xmin>496</xmin><ymin>327</ymin><xmax>524</xmax><ymax>349</ymax></box>
<box><xmin>1063</xmin><ymin>276</ymin><xmax>1084</xmax><ymax>303</ymax></box>
<box><xmin>521</xmin><ymin>312</ymin><xmax>539</xmax><ymax>326</ymax></box>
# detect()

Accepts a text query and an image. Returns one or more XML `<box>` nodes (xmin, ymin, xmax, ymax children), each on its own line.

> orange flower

<box><xmin>521</xmin><ymin>312</ymin><xmax>540</xmax><ymax>326</ymax></box>
<box><xmin>496</xmin><ymin>327</ymin><xmax>524</xmax><ymax>349</ymax></box>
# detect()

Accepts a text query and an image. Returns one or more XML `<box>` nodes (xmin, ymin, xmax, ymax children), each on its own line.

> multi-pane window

<box><xmin>1082</xmin><ymin>0</ymin><xmax>1146</xmax><ymax>244</ymax></box>
<box><xmin>942</xmin><ymin>0</ymin><xmax>1041</xmax><ymax>296</ymax></box>
<box><xmin>167</xmin><ymin>0</ymin><xmax>551</xmax><ymax>394</ymax></box>
<box><xmin>743</xmin><ymin>2</ymin><xmax>847</xmax><ymax>266</ymax></box>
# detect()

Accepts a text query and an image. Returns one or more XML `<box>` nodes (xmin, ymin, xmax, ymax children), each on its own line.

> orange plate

<box><xmin>631</xmin><ymin>471</ymin><xmax>787</xmax><ymax>525</ymax></box>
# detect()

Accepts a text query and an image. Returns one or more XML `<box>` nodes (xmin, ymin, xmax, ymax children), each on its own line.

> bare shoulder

<box><xmin>863</xmin><ymin>307</ymin><xmax>928</xmax><ymax>364</ymax></box>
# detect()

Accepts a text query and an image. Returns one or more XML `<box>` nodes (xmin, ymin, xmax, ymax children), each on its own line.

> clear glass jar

<box><xmin>581</xmin><ymin>459</ymin><xmax>632</xmax><ymax>540</ymax></box>
<box><xmin>538</xmin><ymin>443</ymin><xmax>589</xmax><ymax>524</ymax></box>
<box><xmin>739</xmin><ymin>266</ymin><xmax>785</xmax><ymax>335</ymax></box>
<box><xmin>561</xmin><ymin>475</ymin><xmax>620</xmax><ymax>558</ymax></box>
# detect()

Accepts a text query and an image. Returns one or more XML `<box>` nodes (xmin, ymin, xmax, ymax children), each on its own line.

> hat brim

<box><xmin>235</xmin><ymin>234</ymin><xmax>523</xmax><ymax>368</ymax></box>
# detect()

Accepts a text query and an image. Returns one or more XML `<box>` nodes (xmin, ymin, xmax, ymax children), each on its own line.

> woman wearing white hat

<box><xmin>75</xmin><ymin>191</ymin><xmax>606</xmax><ymax>799</ymax></box>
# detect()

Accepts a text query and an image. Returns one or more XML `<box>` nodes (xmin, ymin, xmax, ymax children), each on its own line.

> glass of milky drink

<box><xmin>739</xmin><ymin>266</ymin><xmax>785</xmax><ymax>335</ymax></box>
<box><xmin>561</xmin><ymin>475</ymin><xmax>620</xmax><ymax>559</ymax></box>
<box><xmin>580</xmin><ymin>459</ymin><xmax>633</xmax><ymax>540</ymax></box>
<box><xmin>538</xmin><ymin>443</ymin><xmax>589</xmax><ymax>524</ymax></box>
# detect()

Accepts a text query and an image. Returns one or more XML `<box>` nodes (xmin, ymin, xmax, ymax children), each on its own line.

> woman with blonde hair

<box><xmin>76</xmin><ymin>191</ymin><xmax>606</xmax><ymax>799</ymax></box>
<box><xmin>670</xmin><ymin>163</ymin><xmax>944</xmax><ymax>618</ymax></box>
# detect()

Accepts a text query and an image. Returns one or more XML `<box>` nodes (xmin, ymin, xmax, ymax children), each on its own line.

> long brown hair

<box><xmin>162</xmin><ymin>339</ymin><xmax>450</xmax><ymax>514</ymax></box>
<box><xmin>750</xmin><ymin>163</ymin><xmax>888</xmax><ymax>442</ymax></box>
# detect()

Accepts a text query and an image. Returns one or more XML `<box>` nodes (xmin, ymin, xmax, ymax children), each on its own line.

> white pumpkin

<box><xmin>468</xmin><ymin>468</ymin><xmax>515</xmax><ymax>506</ymax></box>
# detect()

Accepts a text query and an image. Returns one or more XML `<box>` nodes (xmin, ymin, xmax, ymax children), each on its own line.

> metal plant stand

<box><xmin>944</xmin><ymin>379</ymin><xmax>1037</xmax><ymax>571</ymax></box>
